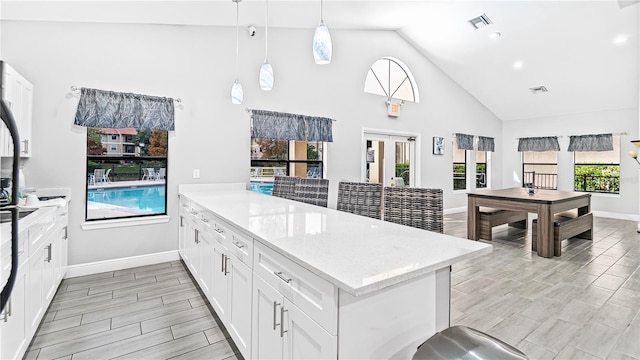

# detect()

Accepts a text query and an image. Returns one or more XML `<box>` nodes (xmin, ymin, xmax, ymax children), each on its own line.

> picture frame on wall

<box><xmin>433</xmin><ymin>136</ymin><xmax>444</xmax><ymax>155</ymax></box>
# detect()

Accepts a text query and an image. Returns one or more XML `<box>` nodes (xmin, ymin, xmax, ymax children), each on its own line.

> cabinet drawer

<box><xmin>28</xmin><ymin>209</ymin><xmax>55</xmax><ymax>256</ymax></box>
<box><xmin>254</xmin><ymin>241</ymin><xmax>337</xmax><ymax>335</ymax></box>
<box><xmin>214</xmin><ymin>220</ymin><xmax>252</xmax><ymax>267</ymax></box>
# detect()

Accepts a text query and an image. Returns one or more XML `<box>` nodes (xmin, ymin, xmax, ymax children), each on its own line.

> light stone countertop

<box><xmin>179</xmin><ymin>187</ymin><xmax>492</xmax><ymax>296</ymax></box>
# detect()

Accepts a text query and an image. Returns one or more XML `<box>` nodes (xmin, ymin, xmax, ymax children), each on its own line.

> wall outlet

<box><xmin>193</xmin><ymin>169</ymin><xmax>200</xmax><ymax>179</ymax></box>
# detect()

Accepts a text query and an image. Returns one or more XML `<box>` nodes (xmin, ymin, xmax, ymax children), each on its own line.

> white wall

<box><xmin>1</xmin><ymin>20</ymin><xmax>502</xmax><ymax>266</ymax></box>
<box><xmin>502</xmin><ymin>109</ymin><xmax>639</xmax><ymax>219</ymax></box>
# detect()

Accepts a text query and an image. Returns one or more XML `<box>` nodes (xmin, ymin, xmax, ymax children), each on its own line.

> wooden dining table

<box><xmin>467</xmin><ymin>187</ymin><xmax>591</xmax><ymax>258</ymax></box>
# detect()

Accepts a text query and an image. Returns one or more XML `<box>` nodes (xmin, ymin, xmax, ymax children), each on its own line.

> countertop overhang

<box><xmin>180</xmin><ymin>188</ymin><xmax>492</xmax><ymax>296</ymax></box>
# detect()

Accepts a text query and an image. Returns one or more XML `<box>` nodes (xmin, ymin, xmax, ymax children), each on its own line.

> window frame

<box><xmin>453</xmin><ymin>137</ymin><xmax>467</xmax><ymax>191</ymax></box>
<box><xmin>85</xmin><ymin>128</ymin><xmax>169</xmax><ymax>222</ymax></box>
<box><xmin>521</xmin><ymin>151</ymin><xmax>558</xmax><ymax>190</ymax></box>
<box><xmin>572</xmin><ymin>136</ymin><xmax>620</xmax><ymax>194</ymax></box>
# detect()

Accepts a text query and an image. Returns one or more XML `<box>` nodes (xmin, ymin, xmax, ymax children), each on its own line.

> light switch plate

<box><xmin>193</xmin><ymin>169</ymin><xmax>200</xmax><ymax>179</ymax></box>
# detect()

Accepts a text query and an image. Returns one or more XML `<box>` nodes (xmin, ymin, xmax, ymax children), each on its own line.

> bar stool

<box><xmin>412</xmin><ymin>325</ymin><xmax>529</xmax><ymax>360</ymax></box>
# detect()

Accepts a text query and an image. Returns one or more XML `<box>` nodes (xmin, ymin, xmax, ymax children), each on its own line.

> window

<box><xmin>574</xmin><ymin>136</ymin><xmax>620</xmax><ymax>194</ymax></box>
<box><xmin>476</xmin><ymin>150</ymin><xmax>487</xmax><ymax>189</ymax></box>
<box><xmin>110</xmin><ymin>145</ymin><xmax>117</xmax><ymax>151</ymax></box>
<box><xmin>250</xmin><ymin>138</ymin><xmax>324</xmax><ymax>195</ymax></box>
<box><xmin>111</xmin><ymin>134</ymin><xmax>118</xmax><ymax>141</ymax></box>
<box><xmin>86</xmin><ymin>127</ymin><xmax>168</xmax><ymax>221</ymax></box>
<box><xmin>522</xmin><ymin>151</ymin><xmax>558</xmax><ymax>189</ymax></box>
<box><xmin>453</xmin><ymin>137</ymin><xmax>466</xmax><ymax>191</ymax></box>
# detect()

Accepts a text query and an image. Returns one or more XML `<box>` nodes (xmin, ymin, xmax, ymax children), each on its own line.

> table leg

<box><xmin>536</xmin><ymin>204</ymin><xmax>554</xmax><ymax>258</ymax></box>
<box><xmin>467</xmin><ymin>197</ymin><xmax>479</xmax><ymax>240</ymax></box>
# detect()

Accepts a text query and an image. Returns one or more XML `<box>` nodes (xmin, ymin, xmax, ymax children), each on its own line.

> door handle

<box><xmin>22</xmin><ymin>139</ymin><xmax>29</xmax><ymax>154</ymax></box>
<box><xmin>224</xmin><ymin>255</ymin><xmax>230</xmax><ymax>275</ymax></box>
<box><xmin>180</xmin><ymin>216</ymin><xmax>184</xmax><ymax>227</ymax></box>
<box><xmin>274</xmin><ymin>271</ymin><xmax>292</xmax><ymax>284</ymax></box>
<box><xmin>273</xmin><ymin>301</ymin><xmax>281</xmax><ymax>330</ymax></box>
<box><xmin>280</xmin><ymin>306</ymin><xmax>288</xmax><ymax>338</ymax></box>
<box><xmin>64</xmin><ymin>226</ymin><xmax>68</xmax><ymax>240</ymax></box>
<box><xmin>45</xmin><ymin>244</ymin><xmax>52</xmax><ymax>263</ymax></box>
<box><xmin>194</xmin><ymin>230</ymin><xmax>199</xmax><ymax>244</ymax></box>
<box><xmin>221</xmin><ymin>253</ymin><xmax>225</xmax><ymax>273</ymax></box>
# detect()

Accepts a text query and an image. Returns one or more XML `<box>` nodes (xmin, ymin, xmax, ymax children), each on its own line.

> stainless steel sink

<box><xmin>0</xmin><ymin>208</ymin><xmax>38</xmax><ymax>223</ymax></box>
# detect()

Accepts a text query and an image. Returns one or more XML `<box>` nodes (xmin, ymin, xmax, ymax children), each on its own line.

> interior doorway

<box><xmin>361</xmin><ymin>130</ymin><xmax>419</xmax><ymax>187</ymax></box>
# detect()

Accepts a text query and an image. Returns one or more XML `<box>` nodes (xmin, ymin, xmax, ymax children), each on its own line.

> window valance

<box><xmin>251</xmin><ymin>109</ymin><xmax>334</xmax><ymax>142</ymax></box>
<box><xmin>455</xmin><ymin>133</ymin><xmax>474</xmax><ymax>150</ymax></box>
<box><xmin>74</xmin><ymin>88</ymin><xmax>175</xmax><ymax>131</ymax></box>
<box><xmin>477</xmin><ymin>136</ymin><xmax>495</xmax><ymax>152</ymax></box>
<box><xmin>567</xmin><ymin>133</ymin><xmax>613</xmax><ymax>152</ymax></box>
<box><xmin>518</xmin><ymin>136</ymin><xmax>560</xmax><ymax>152</ymax></box>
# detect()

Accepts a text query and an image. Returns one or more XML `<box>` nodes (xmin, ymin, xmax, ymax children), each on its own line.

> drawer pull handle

<box><xmin>201</xmin><ymin>218</ymin><xmax>209</xmax><ymax>223</ymax></box>
<box><xmin>191</xmin><ymin>210</ymin><xmax>198</xmax><ymax>215</ymax></box>
<box><xmin>232</xmin><ymin>241</ymin><xmax>245</xmax><ymax>249</ymax></box>
<box><xmin>274</xmin><ymin>271</ymin><xmax>291</xmax><ymax>284</ymax></box>
<box><xmin>18</xmin><ymin>250</ymin><xmax>24</xmax><ymax>256</ymax></box>
<box><xmin>273</xmin><ymin>301</ymin><xmax>281</xmax><ymax>330</ymax></box>
<box><xmin>215</xmin><ymin>228</ymin><xmax>225</xmax><ymax>234</ymax></box>
<box><xmin>280</xmin><ymin>307</ymin><xmax>288</xmax><ymax>338</ymax></box>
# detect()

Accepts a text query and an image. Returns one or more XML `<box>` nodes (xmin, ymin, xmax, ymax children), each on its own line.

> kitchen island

<box><xmin>178</xmin><ymin>184</ymin><xmax>491</xmax><ymax>359</ymax></box>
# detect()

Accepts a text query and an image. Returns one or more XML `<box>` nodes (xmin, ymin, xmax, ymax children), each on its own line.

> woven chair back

<box><xmin>337</xmin><ymin>182</ymin><xmax>383</xmax><ymax>219</ymax></box>
<box><xmin>293</xmin><ymin>178</ymin><xmax>330</xmax><ymax>207</ymax></box>
<box><xmin>272</xmin><ymin>176</ymin><xmax>300</xmax><ymax>200</ymax></box>
<box><xmin>383</xmin><ymin>187</ymin><xmax>444</xmax><ymax>233</ymax></box>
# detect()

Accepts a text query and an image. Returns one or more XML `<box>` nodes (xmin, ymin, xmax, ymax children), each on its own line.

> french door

<box><xmin>361</xmin><ymin>130</ymin><xmax>419</xmax><ymax>187</ymax></box>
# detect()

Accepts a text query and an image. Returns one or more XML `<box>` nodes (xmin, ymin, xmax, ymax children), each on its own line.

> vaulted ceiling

<box><xmin>2</xmin><ymin>1</ymin><xmax>638</xmax><ymax>121</ymax></box>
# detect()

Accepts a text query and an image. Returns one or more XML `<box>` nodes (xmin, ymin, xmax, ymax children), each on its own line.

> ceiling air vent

<box><xmin>529</xmin><ymin>86</ymin><xmax>548</xmax><ymax>94</ymax></box>
<box><xmin>468</xmin><ymin>14</ymin><xmax>492</xmax><ymax>29</ymax></box>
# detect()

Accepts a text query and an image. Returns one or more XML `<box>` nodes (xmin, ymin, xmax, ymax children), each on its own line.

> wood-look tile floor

<box><xmin>447</xmin><ymin>213</ymin><xmax>640</xmax><ymax>360</ymax></box>
<box><xmin>24</xmin><ymin>215</ymin><xmax>640</xmax><ymax>360</ymax></box>
<box><xmin>24</xmin><ymin>260</ymin><xmax>241</xmax><ymax>360</ymax></box>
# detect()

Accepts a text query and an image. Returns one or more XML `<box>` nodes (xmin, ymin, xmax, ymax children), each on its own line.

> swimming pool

<box><xmin>250</xmin><ymin>181</ymin><xmax>274</xmax><ymax>196</ymax></box>
<box><xmin>88</xmin><ymin>185</ymin><xmax>166</xmax><ymax>213</ymax></box>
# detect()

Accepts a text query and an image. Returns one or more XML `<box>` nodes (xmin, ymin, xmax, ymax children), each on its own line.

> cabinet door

<box><xmin>210</xmin><ymin>239</ymin><xmax>228</xmax><ymax>320</ymax></box>
<box><xmin>0</xmin><ymin>271</ymin><xmax>28</xmax><ymax>360</ymax></box>
<box><xmin>196</xmin><ymin>230</ymin><xmax>213</xmax><ymax>297</ymax></box>
<box><xmin>227</xmin><ymin>256</ymin><xmax>252</xmax><ymax>359</ymax></box>
<box><xmin>27</xmin><ymin>247</ymin><xmax>44</xmax><ymax>333</ymax></box>
<box><xmin>178</xmin><ymin>210</ymin><xmax>189</xmax><ymax>259</ymax></box>
<box><xmin>186</xmin><ymin>222</ymin><xmax>198</xmax><ymax>277</ymax></box>
<box><xmin>284</xmin><ymin>300</ymin><xmax>337</xmax><ymax>360</ymax></box>
<box><xmin>252</xmin><ymin>275</ymin><xmax>284</xmax><ymax>360</ymax></box>
<box><xmin>17</xmin><ymin>77</ymin><xmax>33</xmax><ymax>157</ymax></box>
<box><xmin>43</xmin><ymin>241</ymin><xmax>56</xmax><ymax>303</ymax></box>
<box><xmin>55</xmin><ymin>225</ymin><xmax>68</xmax><ymax>284</ymax></box>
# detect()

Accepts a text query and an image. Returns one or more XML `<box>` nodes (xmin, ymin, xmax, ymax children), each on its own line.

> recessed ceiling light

<box><xmin>513</xmin><ymin>61</ymin><xmax>524</xmax><ymax>69</ymax></box>
<box><xmin>529</xmin><ymin>86</ymin><xmax>548</xmax><ymax>94</ymax></box>
<box><xmin>613</xmin><ymin>35</ymin><xmax>629</xmax><ymax>44</ymax></box>
<box><xmin>489</xmin><ymin>32</ymin><xmax>501</xmax><ymax>39</ymax></box>
<box><xmin>468</xmin><ymin>14</ymin><xmax>492</xmax><ymax>29</ymax></box>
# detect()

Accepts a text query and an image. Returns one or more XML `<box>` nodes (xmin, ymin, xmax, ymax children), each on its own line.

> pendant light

<box><xmin>231</xmin><ymin>0</ymin><xmax>243</xmax><ymax>104</ymax></box>
<box><xmin>259</xmin><ymin>0</ymin><xmax>274</xmax><ymax>90</ymax></box>
<box><xmin>312</xmin><ymin>0</ymin><xmax>332</xmax><ymax>64</ymax></box>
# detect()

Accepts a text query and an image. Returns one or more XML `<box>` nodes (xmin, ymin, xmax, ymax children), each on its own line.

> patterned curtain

<box><xmin>567</xmin><ymin>133</ymin><xmax>613</xmax><ymax>152</ymax></box>
<box><xmin>477</xmin><ymin>136</ymin><xmax>495</xmax><ymax>152</ymax></box>
<box><xmin>251</xmin><ymin>110</ymin><xmax>334</xmax><ymax>142</ymax></box>
<box><xmin>517</xmin><ymin>136</ymin><xmax>560</xmax><ymax>152</ymax></box>
<box><xmin>74</xmin><ymin>88</ymin><xmax>175</xmax><ymax>131</ymax></box>
<box><xmin>455</xmin><ymin>133</ymin><xmax>474</xmax><ymax>150</ymax></box>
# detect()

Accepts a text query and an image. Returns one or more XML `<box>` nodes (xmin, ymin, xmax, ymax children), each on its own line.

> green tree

<box><xmin>87</xmin><ymin>128</ymin><xmax>106</xmax><ymax>155</ymax></box>
<box><xmin>255</xmin><ymin>139</ymin><xmax>288</xmax><ymax>160</ymax></box>
<box><xmin>307</xmin><ymin>144</ymin><xmax>319</xmax><ymax>160</ymax></box>
<box><xmin>148</xmin><ymin>130</ymin><xmax>168</xmax><ymax>157</ymax></box>
<box><xmin>133</xmin><ymin>129</ymin><xmax>152</xmax><ymax>156</ymax></box>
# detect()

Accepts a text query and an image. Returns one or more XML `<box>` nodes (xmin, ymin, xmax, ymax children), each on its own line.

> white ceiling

<box><xmin>2</xmin><ymin>0</ymin><xmax>638</xmax><ymax>121</ymax></box>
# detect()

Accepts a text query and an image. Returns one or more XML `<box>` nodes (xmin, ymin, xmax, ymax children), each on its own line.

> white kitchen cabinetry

<box><xmin>1</xmin><ymin>203</ymin><xmax>68</xmax><ymax>360</ymax></box>
<box><xmin>0</xmin><ymin>62</ymin><xmax>33</xmax><ymax>157</ymax></box>
<box><xmin>0</xmin><ymin>264</ymin><xmax>27</xmax><ymax>360</ymax></box>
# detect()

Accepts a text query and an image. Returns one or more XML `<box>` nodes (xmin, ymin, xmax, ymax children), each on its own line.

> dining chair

<box><xmin>293</xmin><ymin>178</ymin><xmax>329</xmax><ymax>207</ymax></box>
<box><xmin>383</xmin><ymin>187</ymin><xmax>444</xmax><ymax>233</ymax></box>
<box><xmin>272</xmin><ymin>176</ymin><xmax>300</xmax><ymax>200</ymax></box>
<box><xmin>336</xmin><ymin>182</ymin><xmax>382</xmax><ymax>219</ymax></box>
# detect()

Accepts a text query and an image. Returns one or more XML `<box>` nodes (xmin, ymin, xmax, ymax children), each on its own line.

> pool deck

<box><xmin>88</xmin><ymin>179</ymin><xmax>165</xmax><ymax>190</ymax></box>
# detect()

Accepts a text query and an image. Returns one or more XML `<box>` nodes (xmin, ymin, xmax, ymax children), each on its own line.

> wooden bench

<box><xmin>478</xmin><ymin>208</ymin><xmax>528</xmax><ymax>240</ymax></box>
<box><xmin>532</xmin><ymin>212</ymin><xmax>593</xmax><ymax>256</ymax></box>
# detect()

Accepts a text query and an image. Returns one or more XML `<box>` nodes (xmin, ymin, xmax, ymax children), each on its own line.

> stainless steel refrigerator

<box><xmin>0</xmin><ymin>60</ymin><xmax>22</xmax><ymax>315</ymax></box>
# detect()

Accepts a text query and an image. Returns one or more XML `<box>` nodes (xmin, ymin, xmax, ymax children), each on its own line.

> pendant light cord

<box><xmin>235</xmin><ymin>1</ymin><xmax>239</xmax><ymax>77</ymax></box>
<box><xmin>265</xmin><ymin>0</ymin><xmax>268</xmax><ymax>61</ymax></box>
<box><xmin>320</xmin><ymin>0</ymin><xmax>324</xmax><ymax>23</ymax></box>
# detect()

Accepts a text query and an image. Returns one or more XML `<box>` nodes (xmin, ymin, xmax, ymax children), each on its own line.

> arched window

<box><xmin>364</xmin><ymin>57</ymin><xmax>419</xmax><ymax>103</ymax></box>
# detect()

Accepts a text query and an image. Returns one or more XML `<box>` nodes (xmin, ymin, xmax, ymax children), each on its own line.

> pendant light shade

<box><xmin>231</xmin><ymin>80</ymin><xmax>243</xmax><ymax>104</ymax></box>
<box><xmin>231</xmin><ymin>0</ymin><xmax>243</xmax><ymax>104</ymax></box>
<box><xmin>260</xmin><ymin>0</ymin><xmax>274</xmax><ymax>90</ymax></box>
<box><xmin>259</xmin><ymin>62</ymin><xmax>274</xmax><ymax>90</ymax></box>
<box><xmin>312</xmin><ymin>0</ymin><xmax>332</xmax><ymax>64</ymax></box>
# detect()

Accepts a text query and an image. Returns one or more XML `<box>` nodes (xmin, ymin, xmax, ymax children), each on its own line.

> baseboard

<box><xmin>592</xmin><ymin>211</ymin><xmax>639</xmax><ymax>222</ymax></box>
<box><xmin>444</xmin><ymin>207</ymin><xmax>466</xmax><ymax>215</ymax></box>
<box><xmin>65</xmin><ymin>250</ymin><xmax>180</xmax><ymax>278</ymax></box>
